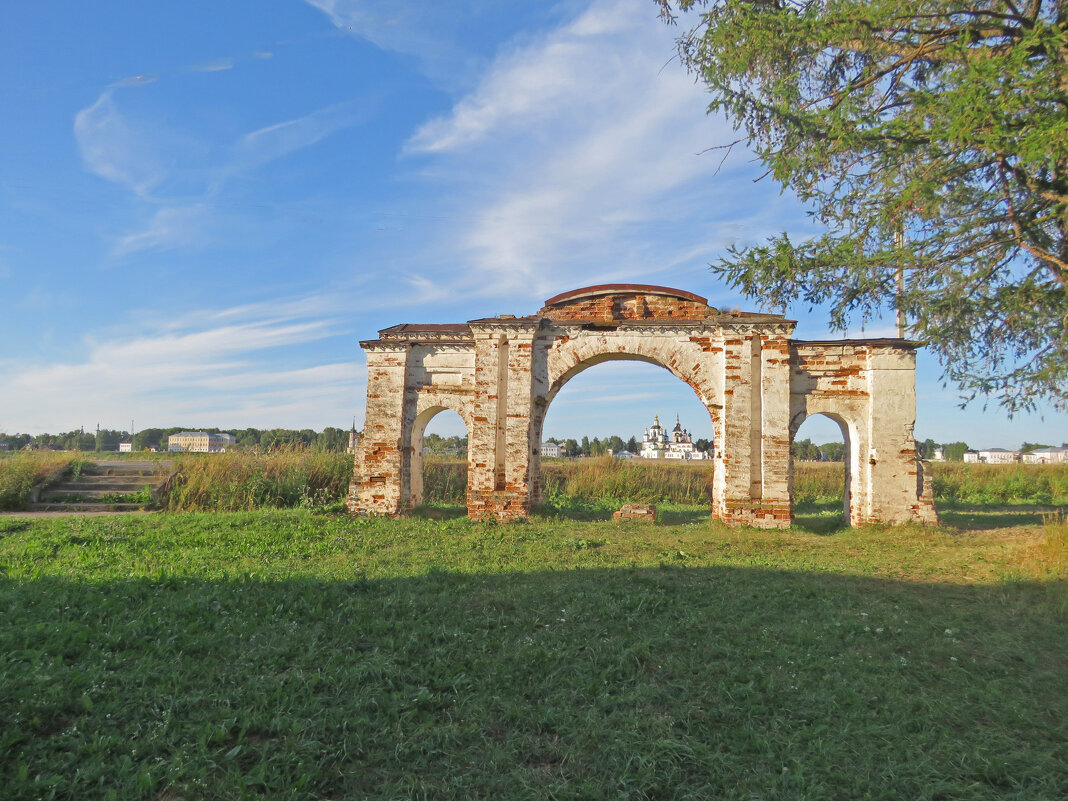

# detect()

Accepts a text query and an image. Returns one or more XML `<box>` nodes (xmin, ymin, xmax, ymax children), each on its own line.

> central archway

<box><xmin>532</xmin><ymin>352</ymin><xmax>718</xmax><ymax>507</ymax></box>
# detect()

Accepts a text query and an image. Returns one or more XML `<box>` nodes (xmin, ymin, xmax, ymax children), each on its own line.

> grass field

<box><xmin>2</xmin><ymin>506</ymin><xmax>1066</xmax><ymax>800</ymax></box>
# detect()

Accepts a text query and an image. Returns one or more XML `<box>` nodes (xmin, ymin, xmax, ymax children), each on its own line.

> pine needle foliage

<box><xmin>661</xmin><ymin>0</ymin><xmax>1068</xmax><ymax>412</ymax></box>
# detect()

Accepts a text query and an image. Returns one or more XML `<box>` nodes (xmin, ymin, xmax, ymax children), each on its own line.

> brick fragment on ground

<box><xmin>613</xmin><ymin>503</ymin><xmax>657</xmax><ymax>521</ymax></box>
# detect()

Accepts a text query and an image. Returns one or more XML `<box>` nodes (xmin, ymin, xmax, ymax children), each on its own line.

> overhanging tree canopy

<box><xmin>660</xmin><ymin>0</ymin><xmax>1068</xmax><ymax>412</ymax></box>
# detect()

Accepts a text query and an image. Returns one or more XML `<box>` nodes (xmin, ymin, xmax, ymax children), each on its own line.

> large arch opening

<box><xmin>790</xmin><ymin>412</ymin><xmax>855</xmax><ymax>531</ymax></box>
<box><xmin>536</xmin><ymin>357</ymin><xmax>716</xmax><ymax>520</ymax></box>
<box><xmin>410</xmin><ymin>407</ymin><xmax>468</xmax><ymax>513</ymax></box>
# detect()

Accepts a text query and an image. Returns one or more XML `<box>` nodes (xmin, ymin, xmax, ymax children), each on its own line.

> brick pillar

<box><xmin>863</xmin><ymin>348</ymin><xmax>939</xmax><ymax>525</ymax></box>
<box><xmin>466</xmin><ymin>331</ymin><xmax>499</xmax><ymax>518</ymax></box>
<box><xmin>714</xmin><ymin>330</ymin><xmax>793</xmax><ymax>529</ymax></box>
<box><xmin>715</xmin><ymin>333</ymin><xmax>756</xmax><ymax>525</ymax></box>
<box><xmin>504</xmin><ymin>327</ymin><xmax>537</xmax><ymax>517</ymax></box>
<box><xmin>351</xmin><ymin>342</ymin><xmax>410</xmax><ymax>516</ymax></box>
<box><xmin>757</xmin><ymin>335</ymin><xmax>793</xmax><ymax>527</ymax></box>
<box><xmin>466</xmin><ymin>323</ymin><xmax>537</xmax><ymax>520</ymax></box>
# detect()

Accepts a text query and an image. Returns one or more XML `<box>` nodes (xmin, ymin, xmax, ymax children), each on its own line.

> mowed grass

<box><xmin>2</xmin><ymin>510</ymin><xmax>1066</xmax><ymax>800</ymax></box>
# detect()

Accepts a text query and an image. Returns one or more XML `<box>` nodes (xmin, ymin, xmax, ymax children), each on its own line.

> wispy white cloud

<box><xmin>302</xmin><ymin>0</ymin><xmax>483</xmax><ymax>84</ymax></box>
<box><xmin>190</xmin><ymin>59</ymin><xmax>234</xmax><ymax>73</ymax></box>
<box><xmin>397</xmin><ymin>0</ymin><xmax>794</xmax><ymax>300</ymax></box>
<box><xmin>74</xmin><ymin>83</ymin><xmax>369</xmax><ymax>253</ymax></box>
<box><xmin>112</xmin><ymin>204</ymin><xmax>215</xmax><ymax>255</ymax></box>
<box><xmin>226</xmin><ymin>101</ymin><xmax>370</xmax><ymax>177</ymax></box>
<box><xmin>73</xmin><ymin>90</ymin><xmax>168</xmax><ymax>198</ymax></box>
<box><xmin>0</xmin><ymin>295</ymin><xmax>364</xmax><ymax>433</ymax></box>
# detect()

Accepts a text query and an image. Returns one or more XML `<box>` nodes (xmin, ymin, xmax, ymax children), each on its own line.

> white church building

<box><xmin>639</xmin><ymin>415</ymin><xmax>710</xmax><ymax>460</ymax></box>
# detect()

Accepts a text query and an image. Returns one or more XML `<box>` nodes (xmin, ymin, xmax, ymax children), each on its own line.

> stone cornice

<box><xmin>792</xmin><ymin>338</ymin><xmax>922</xmax><ymax>350</ymax></box>
<box><xmin>468</xmin><ymin>318</ymin><xmax>544</xmax><ymax>335</ymax></box>
<box><xmin>409</xmin><ymin>341</ymin><xmax>476</xmax><ymax>352</ymax></box>
<box><xmin>360</xmin><ymin>339</ymin><xmax>411</xmax><ymax>351</ymax></box>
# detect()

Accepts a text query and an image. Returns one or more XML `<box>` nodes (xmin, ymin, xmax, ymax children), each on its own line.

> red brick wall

<box><xmin>540</xmin><ymin>292</ymin><xmax>710</xmax><ymax>324</ymax></box>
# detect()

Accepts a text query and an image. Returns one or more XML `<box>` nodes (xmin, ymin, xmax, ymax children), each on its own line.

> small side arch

<box><xmin>407</xmin><ymin>395</ymin><xmax>472</xmax><ymax>509</ymax></box>
<box><xmin>789</xmin><ymin>409</ymin><xmax>860</xmax><ymax>526</ymax></box>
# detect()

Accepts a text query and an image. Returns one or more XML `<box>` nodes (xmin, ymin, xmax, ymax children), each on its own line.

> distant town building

<box><xmin>964</xmin><ymin>448</ymin><xmax>1020</xmax><ymax>464</ymax></box>
<box><xmin>541</xmin><ymin>441</ymin><xmax>562</xmax><ymax>458</ymax></box>
<box><xmin>118</xmin><ymin>441</ymin><xmax>133</xmax><ymax>453</ymax></box>
<box><xmin>639</xmin><ymin>414</ymin><xmax>710</xmax><ymax>460</ymax></box>
<box><xmin>167</xmin><ymin>431</ymin><xmax>236</xmax><ymax>453</ymax></box>
<box><xmin>931</xmin><ymin>447</ymin><xmax>945</xmax><ymax>461</ymax></box>
<box><xmin>1022</xmin><ymin>446</ymin><xmax>1068</xmax><ymax>464</ymax></box>
<box><xmin>614</xmin><ymin>450</ymin><xmax>637</xmax><ymax>459</ymax></box>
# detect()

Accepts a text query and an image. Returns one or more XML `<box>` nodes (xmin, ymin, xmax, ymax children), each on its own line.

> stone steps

<box><xmin>28</xmin><ymin>460</ymin><xmax>173</xmax><ymax>513</ymax></box>
<box><xmin>46</xmin><ymin>477</ymin><xmax>154</xmax><ymax>492</ymax></box>
<box><xmin>39</xmin><ymin>488</ymin><xmax>151</xmax><ymax>501</ymax></box>
<box><xmin>30</xmin><ymin>502</ymin><xmax>148</xmax><ymax>513</ymax></box>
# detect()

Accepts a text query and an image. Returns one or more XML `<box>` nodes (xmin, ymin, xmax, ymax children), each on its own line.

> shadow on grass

<box><xmin>531</xmin><ymin>498</ymin><xmax>616</xmax><ymax>521</ymax></box>
<box><xmin>411</xmin><ymin>503</ymin><xmax>468</xmax><ymax>521</ymax></box>
<box><xmin>655</xmin><ymin>507</ymin><xmax>712</xmax><ymax>525</ymax></box>
<box><xmin>3</xmin><ymin>567</ymin><xmax>1066</xmax><ymax>800</ymax></box>
<box><xmin>408</xmin><ymin>499</ymin><xmax>1060</xmax><ymax>535</ymax></box>
<box><xmin>936</xmin><ymin>503</ymin><xmax>1068</xmax><ymax>530</ymax></box>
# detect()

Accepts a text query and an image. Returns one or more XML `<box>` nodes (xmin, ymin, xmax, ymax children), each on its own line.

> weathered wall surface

<box><xmin>789</xmin><ymin>342</ymin><xmax>937</xmax><ymax>525</ymax></box>
<box><xmin>350</xmin><ymin>286</ymin><xmax>937</xmax><ymax>528</ymax></box>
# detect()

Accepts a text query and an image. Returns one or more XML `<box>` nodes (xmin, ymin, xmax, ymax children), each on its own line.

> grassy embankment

<box><xmin>5</xmin><ymin>452</ymin><xmax>1068</xmax><ymax>516</ymax></box>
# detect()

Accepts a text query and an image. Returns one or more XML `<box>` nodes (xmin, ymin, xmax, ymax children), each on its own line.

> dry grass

<box><xmin>1019</xmin><ymin>512</ymin><xmax>1068</xmax><ymax>579</ymax></box>
<box><xmin>542</xmin><ymin>456</ymin><xmax>714</xmax><ymax>504</ymax></box>
<box><xmin>0</xmin><ymin>452</ymin><xmax>76</xmax><ymax>510</ymax></box>
<box><xmin>162</xmin><ymin>450</ymin><xmax>351</xmax><ymax>511</ymax></box>
<box><xmin>425</xmin><ymin>458</ymin><xmax>1068</xmax><ymax>508</ymax></box>
<box><xmin>5</xmin><ymin>451</ymin><xmax>1066</xmax><ymax>514</ymax></box>
<box><xmin>932</xmin><ymin>462</ymin><xmax>1068</xmax><ymax>504</ymax></box>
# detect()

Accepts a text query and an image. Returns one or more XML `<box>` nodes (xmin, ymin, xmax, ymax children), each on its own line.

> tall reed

<box><xmin>141</xmin><ymin>452</ymin><xmax>1068</xmax><ymax>512</ymax></box>
<box><xmin>541</xmin><ymin>456</ymin><xmax>713</xmax><ymax>504</ymax></box>
<box><xmin>932</xmin><ymin>463</ymin><xmax>1068</xmax><ymax>505</ymax></box>
<box><xmin>0</xmin><ymin>452</ymin><xmax>76</xmax><ymax>510</ymax></box>
<box><xmin>161</xmin><ymin>450</ymin><xmax>351</xmax><ymax>511</ymax></box>
<box><xmin>420</xmin><ymin>459</ymin><xmax>1068</xmax><ymax>507</ymax></box>
<box><xmin>421</xmin><ymin>459</ymin><xmax>467</xmax><ymax>505</ymax></box>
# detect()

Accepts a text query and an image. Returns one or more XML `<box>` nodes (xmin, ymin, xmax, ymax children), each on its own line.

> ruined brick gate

<box><xmin>349</xmin><ymin>284</ymin><xmax>937</xmax><ymax>528</ymax></box>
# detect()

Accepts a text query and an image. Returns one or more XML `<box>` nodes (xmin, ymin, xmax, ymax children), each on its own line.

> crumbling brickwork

<box><xmin>349</xmin><ymin>285</ymin><xmax>937</xmax><ymax>528</ymax></box>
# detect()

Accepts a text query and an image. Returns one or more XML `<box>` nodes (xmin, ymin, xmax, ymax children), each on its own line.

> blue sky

<box><xmin>1</xmin><ymin>0</ymin><xmax>1063</xmax><ymax>449</ymax></box>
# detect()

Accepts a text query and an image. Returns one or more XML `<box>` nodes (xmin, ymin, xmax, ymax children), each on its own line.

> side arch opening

<box><xmin>790</xmin><ymin>412</ymin><xmax>856</xmax><ymax>530</ymax></box>
<box><xmin>410</xmin><ymin>407</ymin><xmax>468</xmax><ymax>512</ymax></box>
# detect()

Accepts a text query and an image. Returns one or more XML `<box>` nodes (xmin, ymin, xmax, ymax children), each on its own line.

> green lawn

<box><xmin>1</xmin><ymin>509</ymin><xmax>1065</xmax><ymax>800</ymax></box>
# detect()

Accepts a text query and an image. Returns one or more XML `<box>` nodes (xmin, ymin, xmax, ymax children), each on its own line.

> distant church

<box><xmin>639</xmin><ymin>414</ymin><xmax>710</xmax><ymax>460</ymax></box>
